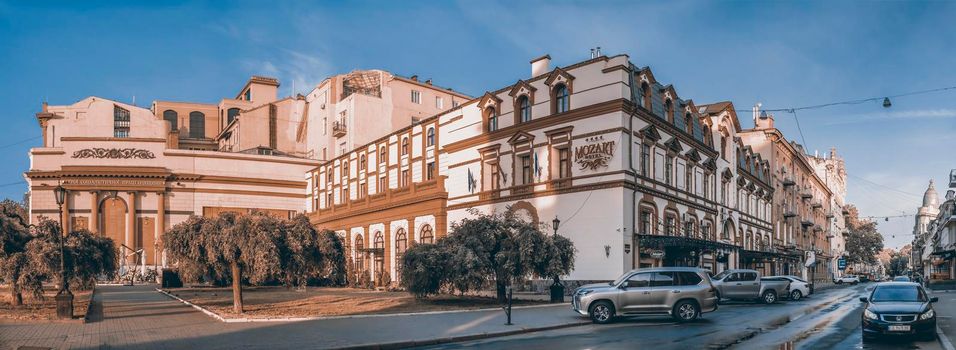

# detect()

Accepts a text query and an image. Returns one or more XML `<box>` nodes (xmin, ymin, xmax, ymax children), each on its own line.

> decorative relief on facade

<box><xmin>72</xmin><ymin>148</ymin><xmax>156</xmax><ymax>159</ymax></box>
<box><xmin>574</xmin><ymin>136</ymin><xmax>616</xmax><ymax>171</ymax></box>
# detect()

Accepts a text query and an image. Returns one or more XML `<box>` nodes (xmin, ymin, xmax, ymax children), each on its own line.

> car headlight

<box><xmin>576</xmin><ymin>289</ymin><xmax>594</xmax><ymax>296</ymax></box>
<box><xmin>920</xmin><ymin>309</ymin><xmax>935</xmax><ymax>320</ymax></box>
<box><xmin>864</xmin><ymin>309</ymin><xmax>878</xmax><ymax>320</ymax></box>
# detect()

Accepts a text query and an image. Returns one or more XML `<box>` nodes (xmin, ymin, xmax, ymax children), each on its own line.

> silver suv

<box><xmin>572</xmin><ymin>267</ymin><xmax>719</xmax><ymax>324</ymax></box>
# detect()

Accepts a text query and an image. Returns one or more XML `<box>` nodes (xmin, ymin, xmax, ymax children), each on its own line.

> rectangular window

<box><xmin>379</xmin><ymin>176</ymin><xmax>387</xmax><ymax>193</ymax></box>
<box><xmin>640</xmin><ymin>144</ymin><xmax>650</xmax><ymax>176</ymax></box>
<box><xmin>665</xmin><ymin>216</ymin><xmax>676</xmax><ymax>236</ymax></box>
<box><xmin>435</xmin><ymin>97</ymin><xmax>443</xmax><ymax>109</ymax></box>
<box><xmin>521</xmin><ymin>155</ymin><xmax>532</xmax><ymax>185</ymax></box>
<box><xmin>665</xmin><ymin>156</ymin><xmax>673</xmax><ymax>185</ymax></box>
<box><xmin>558</xmin><ymin>148</ymin><xmax>570</xmax><ymax>179</ymax></box>
<box><xmin>491</xmin><ymin>163</ymin><xmax>500</xmax><ymax>190</ymax></box>
<box><xmin>686</xmin><ymin>167</ymin><xmax>694</xmax><ymax>193</ymax></box>
<box><xmin>359</xmin><ymin>182</ymin><xmax>367</xmax><ymax>199</ymax></box>
<box><xmin>113</xmin><ymin>106</ymin><xmax>130</xmax><ymax>138</ymax></box>
<box><xmin>426</xmin><ymin>162</ymin><xmax>435</xmax><ymax>180</ymax></box>
<box><xmin>326</xmin><ymin>192</ymin><xmax>333</xmax><ymax>206</ymax></box>
<box><xmin>703</xmin><ymin>174</ymin><xmax>710</xmax><ymax>200</ymax></box>
<box><xmin>640</xmin><ymin>210</ymin><xmax>651</xmax><ymax>234</ymax></box>
<box><xmin>411</xmin><ymin>90</ymin><xmax>421</xmax><ymax>104</ymax></box>
<box><xmin>341</xmin><ymin>187</ymin><xmax>348</xmax><ymax>202</ymax></box>
<box><xmin>401</xmin><ymin>169</ymin><xmax>409</xmax><ymax>187</ymax></box>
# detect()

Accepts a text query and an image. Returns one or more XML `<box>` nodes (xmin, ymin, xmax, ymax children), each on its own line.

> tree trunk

<box><xmin>11</xmin><ymin>286</ymin><xmax>22</xmax><ymax>307</ymax></box>
<box><xmin>231</xmin><ymin>261</ymin><xmax>243</xmax><ymax>314</ymax></box>
<box><xmin>496</xmin><ymin>280</ymin><xmax>507</xmax><ymax>303</ymax></box>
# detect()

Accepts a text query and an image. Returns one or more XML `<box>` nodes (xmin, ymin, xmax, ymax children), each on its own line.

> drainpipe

<box><xmin>627</xmin><ymin>65</ymin><xmax>640</xmax><ymax>270</ymax></box>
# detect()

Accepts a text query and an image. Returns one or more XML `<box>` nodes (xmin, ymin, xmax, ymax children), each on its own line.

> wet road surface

<box><xmin>417</xmin><ymin>283</ymin><xmax>948</xmax><ymax>350</ymax></box>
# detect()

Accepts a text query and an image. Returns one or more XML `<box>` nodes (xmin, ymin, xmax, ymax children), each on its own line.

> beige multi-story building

<box><xmin>738</xmin><ymin>110</ymin><xmax>835</xmax><ymax>283</ymax></box>
<box><xmin>809</xmin><ymin>148</ymin><xmax>849</xmax><ymax>279</ymax></box>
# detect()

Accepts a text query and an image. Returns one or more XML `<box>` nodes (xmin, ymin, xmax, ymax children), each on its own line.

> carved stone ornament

<box><xmin>72</xmin><ymin>148</ymin><xmax>156</xmax><ymax>159</ymax></box>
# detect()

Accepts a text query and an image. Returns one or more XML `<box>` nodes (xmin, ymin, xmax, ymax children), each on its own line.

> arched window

<box><xmin>485</xmin><ymin>107</ymin><xmax>498</xmax><ymax>132</ymax></box>
<box><xmin>227</xmin><ymin>108</ymin><xmax>240</xmax><ymax>125</ymax></box>
<box><xmin>664</xmin><ymin>99</ymin><xmax>674</xmax><ymax>123</ymax></box>
<box><xmin>720</xmin><ymin>134</ymin><xmax>728</xmax><ymax>160</ymax></box>
<box><xmin>188</xmin><ymin>111</ymin><xmax>205</xmax><ymax>138</ymax></box>
<box><xmin>162</xmin><ymin>110</ymin><xmax>178</xmax><ymax>131</ymax></box>
<box><xmin>420</xmin><ymin>224</ymin><xmax>434</xmax><ymax>244</ymax></box>
<box><xmin>426</xmin><ymin>127</ymin><xmax>435</xmax><ymax>147</ymax></box>
<box><xmin>374</xmin><ymin>231</ymin><xmax>384</xmax><ymax>280</ymax></box>
<box><xmin>379</xmin><ymin>146</ymin><xmax>386</xmax><ymax>164</ymax></box>
<box><xmin>354</xmin><ymin>234</ymin><xmax>365</xmax><ymax>272</ymax></box>
<box><xmin>641</xmin><ymin>82</ymin><xmax>652</xmax><ymax>110</ymax></box>
<box><xmin>360</xmin><ymin>155</ymin><xmax>366</xmax><ymax>172</ymax></box>
<box><xmin>343</xmin><ymin>160</ymin><xmax>349</xmax><ymax>177</ymax></box>
<box><xmin>517</xmin><ymin>95</ymin><xmax>531</xmax><ymax>123</ymax></box>
<box><xmin>395</xmin><ymin>228</ymin><xmax>407</xmax><ymax>263</ymax></box>
<box><xmin>401</xmin><ymin>137</ymin><xmax>409</xmax><ymax>156</ymax></box>
<box><xmin>554</xmin><ymin>84</ymin><xmax>569</xmax><ymax>114</ymax></box>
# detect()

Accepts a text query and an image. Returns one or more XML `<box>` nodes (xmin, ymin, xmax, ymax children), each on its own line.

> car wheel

<box><xmin>790</xmin><ymin>290</ymin><xmax>803</xmax><ymax>301</ymax></box>
<box><xmin>589</xmin><ymin>301</ymin><xmax>614</xmax><ymax>324</ymax></box>
<box><xmin>835</xmin><ymin>280</ymin><xmax>842</xmax><ymax>285</ymax></box>
<box><xmin>673</xmin><ymin>300</ymin><xmax>700</xmax><ymax>322</ymax></box>
<box><xmin>762</xmin><ymin>290</ymin><xmax>777</xmax><ymax>304</ymax></box>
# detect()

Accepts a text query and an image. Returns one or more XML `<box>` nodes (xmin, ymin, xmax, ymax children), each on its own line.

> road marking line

<box><xmin>939</xmin><ymin>326</ymin><xmax>956</xmax><ymax>350</ymax></box>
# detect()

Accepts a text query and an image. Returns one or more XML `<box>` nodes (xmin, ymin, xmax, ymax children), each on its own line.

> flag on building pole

<box><xmin>467</xmin><ymin>168</ymin><xmax>475</xmax><ymax>193</ymax></box>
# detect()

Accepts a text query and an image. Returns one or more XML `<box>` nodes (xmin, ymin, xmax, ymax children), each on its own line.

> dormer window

<box><xmin>517</xmin><ymin>95</ymin><xmax>531</xmax><ymax>123</ymax></box>
<box><xmin>114</xmin><ymin>106</ymin><xmax>130</xmax><ymax>138</ymax></box>
<box><xmin>485</xmin><ymin>107</ymin><xmax>498</xmax><ymax>132</ymax></box>
<box><xmin>554</xmin><ymin>84</ymin><xmax>569</xmax><ymax>114</ymax></box>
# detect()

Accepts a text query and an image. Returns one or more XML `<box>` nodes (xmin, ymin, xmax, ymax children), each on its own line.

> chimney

<box><xmin>425</xmin><ymin>79</ymin><xmax>432</xmax><ymax>85</ymax></box>
<box><xmin>530</xmin><ymin>54</ymin><xmax>551</xmax><ymax>77</ymax></box>
<box><xmin>410</xmin><ymin>75</ymin><xmax>418</xmax><ymax>82</ymax></box>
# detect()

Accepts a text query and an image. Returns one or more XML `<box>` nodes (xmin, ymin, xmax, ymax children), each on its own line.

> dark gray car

<box><xmin>572</xmin><ymin>267</ymin><xmax>719</xmax><ymax>324</ymax></box>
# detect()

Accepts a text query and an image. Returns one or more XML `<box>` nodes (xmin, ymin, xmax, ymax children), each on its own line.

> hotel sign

<box><xmin>575</xmin><ymin>136</ymin><xmax>615</xmax><ymax>171</ymax></box>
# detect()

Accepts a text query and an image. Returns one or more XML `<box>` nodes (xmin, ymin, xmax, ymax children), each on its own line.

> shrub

<box><xmin>400</xmin><ymin>243</ymin><xmax>448</xmax><ymax>299</ymax></box>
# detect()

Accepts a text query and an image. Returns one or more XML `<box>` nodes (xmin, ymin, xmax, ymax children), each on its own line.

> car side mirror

<box><xmin>931</xmin><ymin>297</ymin><xmax>939</xmax><ymax>303</ymax></box>
<box><xmin>618</xmin><ymin>284</ymin><xmax>627</xmax><ymax>290</ymax></box>
<box><xmin>859</xmin><ymin>297</ymin><xmax>868</xmax><ymax>303</ymax></box>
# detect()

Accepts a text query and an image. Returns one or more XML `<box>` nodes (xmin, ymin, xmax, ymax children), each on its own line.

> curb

<box><xmin>940</xmin><ymin>326</ymin><xmax>956</xmax><ymax>350</ymax></box>
<box><xmin>155</xmin><ymin>288</ymin><xmax>567</xmax><ymax>323</ymax></box>
<box><xmin>332</xmin><ymin>321</ymin><xmax>590</xmax><ymax>350</ymax></box>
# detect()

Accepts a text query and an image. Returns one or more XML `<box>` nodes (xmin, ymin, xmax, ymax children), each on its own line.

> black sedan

<box><xmin>860</xmin><ymin>282</ymin><xmax>938</xmax><ymax>341</ymax></box>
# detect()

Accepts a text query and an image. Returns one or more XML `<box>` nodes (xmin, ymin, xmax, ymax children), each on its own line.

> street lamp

<box><xmin>53</xmin><ymin>185</ymin><xmax>73</xmax><ymax>319</ymax></box>
<box><xmin>550</xmin><ymin>216</ymin><xmax>564</xmax><ymax>302</ymax></box>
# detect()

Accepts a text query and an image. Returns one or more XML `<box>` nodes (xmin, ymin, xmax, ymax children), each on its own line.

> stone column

<box><xmin>126</xmin><ymin>192</ymin><xmax>137</xmax><ymax>265</ymax></box>
<box><xmin>89</xmin><ymin>191</ymin><xmax>99</xmax><ymax>233</ymax></box>
<box><xmin>156</xmin><ymin>192</ymin><xmax>165</xmax><ymax>267</ymax></box>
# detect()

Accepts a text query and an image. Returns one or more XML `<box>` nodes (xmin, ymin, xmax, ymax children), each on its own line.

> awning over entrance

<box><xmin>637</xmin><ymin>234</ymin><xmax>739</xmax><ymax>252</ymax></box>
<box><xmin>930</xmin><ymin>249</ymin><xmax>956</xmax><ymax>260</ymax></box>
<box><xmin>739</xmin><ymin>249</ymin><xmax>800</xmax><ymax>262</ymax></box>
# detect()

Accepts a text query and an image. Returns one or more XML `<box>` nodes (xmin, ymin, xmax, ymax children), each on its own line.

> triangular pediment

<box><xmin>478</xmin><ymin>91</ymin><xmax>502</xmax><ymax>110</ymax></box>
<box><xmin>661</xmin><ymin>84</ymin><xmax>679</xmax><ymax>102</ymax></box>
<box><xmin>703</xmin><ymin>158</ymin><xmax>717</xmax><ymax>171</ymax></box>
<box><xmin>637</xmin><ymin>67</ymin><xmax>657</xmax><ymax>85</ymax></box>
<box><xmin>664</xmin><ymin>137</ymin><xmax>683</xmax><ymax>153</ymax></box>
<box><xmin>508</xmin><ymin>131</ymin><xmax>535</xmax><ymax>145</ymax></box>
<box><xmin>508</xmin><ymin>79</ymin><xmax>537</xmax><ymax>97</ymax></box>
<box><xmin>685</xmin><ymin>149</ymin><xmax>701</xmax><ymax>163</ymax></box>
<box><xmin>544</xmin><ymin>67</ymin><xmax>575</xmax><ymax>87</ymax></box>
<box><xmin>721</xmin><ymin>168</ymin><xmax>734</xmax><ymax>180</ymax></box>
<box><xmin>639</xmin><ymin>125</ymin><xmax>661</xmax><ymax>142</ymax></box>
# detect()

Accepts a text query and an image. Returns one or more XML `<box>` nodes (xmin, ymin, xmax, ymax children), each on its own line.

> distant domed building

<box><xmin>914</xmin><ymin>180</ymin><xmax>940</xmax><ymax>279</ymax></box>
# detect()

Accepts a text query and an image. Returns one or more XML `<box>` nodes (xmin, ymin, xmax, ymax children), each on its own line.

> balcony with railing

<box><xmin>333</xmin><ymin>120</ymin><xmax>347</xmax><ymax>138</ymax></box>
<box><xmin>782</xmin><ymin>178</ymin><xmax>796</xmax><ymax>187</ymax></box>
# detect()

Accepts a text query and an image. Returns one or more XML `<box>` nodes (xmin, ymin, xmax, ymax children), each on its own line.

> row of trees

<box><xmin>843</xmin><ymin>205</ymin><xmax>885</xmax><ymax>265</ymax></box>
<box><xmin>163</xmin><ymin>212</ymin><xmax>347</xmax><ymax>313</ymax></box>
<box><xmin>399</xmin><ymin>209</ymin><xmax>576</xmax><ymax>302</ymax></box>
<box><xmin>0</xmin><ymin>200</ymin><xmax>117</xmax><ymax>306</ymax></box>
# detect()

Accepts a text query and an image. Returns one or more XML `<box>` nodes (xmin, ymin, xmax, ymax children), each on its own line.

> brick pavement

<box><xmin>0</xmin><ymin>285</ymin><xmax>581</xmax><ymax>350</ymax></box>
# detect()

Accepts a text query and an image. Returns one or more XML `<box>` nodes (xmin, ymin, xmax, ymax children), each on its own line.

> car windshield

<box><xmin>713</xmin><ymin>270</ymin><xmax>731</xmax><ymax>281</ymax></box>
<box><xmin>611</xmin><ymin>272</ymin><xmax>631</xmax><ymax>286</ymax></box>
<box><xmin>870</xmin><ymin>285</ymin><xmax>927</xmax><ymax>302</ymax></box>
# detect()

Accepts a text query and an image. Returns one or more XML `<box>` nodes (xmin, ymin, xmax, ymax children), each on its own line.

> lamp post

<box><xmin>53</xmin><ymin>185</ymin><xmax>74</xmax><ymax>319</ymax></box>
<box><xmin>550</xmin><ymin>216</ymin><xmax>564</xmax><ymax>303</ymax></box>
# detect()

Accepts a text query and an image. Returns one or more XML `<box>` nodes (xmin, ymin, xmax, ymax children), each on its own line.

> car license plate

<box><xmin>889</xmin><ymin>325</ymin><xmax>911</xmax><ymax>332</ymax></box>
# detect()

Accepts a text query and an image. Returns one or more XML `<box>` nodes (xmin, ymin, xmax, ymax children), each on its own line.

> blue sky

<box><xmin>1</xmin><ymin>0</ymin><xmax>954</xmax><ymax>249</ymax></box>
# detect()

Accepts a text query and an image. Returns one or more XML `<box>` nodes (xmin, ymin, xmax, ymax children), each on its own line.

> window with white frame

<box><xmin>435</xmin><ymin>96</ymin><xmax>443</xmax><ymax>109</ymax></box>
<box><xmin>411</xmin><ymin>90</ymin><xmax>421</xmax><ymax>104</ymax></box>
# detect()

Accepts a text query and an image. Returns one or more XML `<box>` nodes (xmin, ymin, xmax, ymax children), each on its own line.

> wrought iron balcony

<box><xmin>800</xmin><ymin>191</ymin><xmax>813</xmax><ymax>200</ymax></box>
<box><xmin>781</xmin><ymin>178</ymin><xmax>795</xmax><ymax>187</ymax></box>
<box><xmin>333</xmin><ymin>121</ymin><xmax>347</xmax><ymax>137</ymax></box>
<box><xmin>783</xmin><ymin>210</ymin><xmax>798</xmax><ymax>218</ymax></box>
<box><xmin>801</xmin><ymin>219</ymin><xmax>814</xmax><ymax>227</ymax></box>
<box><xmin>811</xmin><ymin>201</ymin><xmax>822</xmax><ymax>209</ymax></box>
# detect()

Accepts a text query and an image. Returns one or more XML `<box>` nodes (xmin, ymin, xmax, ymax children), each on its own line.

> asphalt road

<box><xmin>417</xmin><ymin>283</ymin><xmax>947</xmax><ymax>350</ymax></box>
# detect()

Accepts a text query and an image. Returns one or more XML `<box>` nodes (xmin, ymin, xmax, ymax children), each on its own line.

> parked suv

<box><xmin>711</xmin><ymin>269</ymin><xmax>791</xmax><ymax>304</ymax></box>
<box><xmin>835</xmin><ymin>275</ymin><xmax>860</xmax><ymax>285</ymax></box>
<box><xmin>572</xmin><ymin>267</ymin><xmax>718</xmax><ymax>324</ymax></box>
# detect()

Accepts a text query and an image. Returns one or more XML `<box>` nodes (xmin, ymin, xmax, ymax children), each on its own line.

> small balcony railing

<box><xmin>333</xmin><ymin>121</ymin><xmax>347</xmax><ymax>137</ymax></box>
<box><xmin>782</xmin><ymin>178</ymin><xmax>796</xmax><ymax>187</ymax></box>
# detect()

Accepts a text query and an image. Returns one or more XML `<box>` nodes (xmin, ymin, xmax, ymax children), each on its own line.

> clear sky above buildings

<box><xmin>1</xmin><ymin>0</ymin><xmax>953</xmax><ymax>249</ymax></box>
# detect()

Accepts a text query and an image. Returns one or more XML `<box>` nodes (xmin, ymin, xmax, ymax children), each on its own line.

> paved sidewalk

<box><xmin>0</xmin><ymin>285</ymin><xmax>583</xmax><ymax>350</ymax></box>
<box><xmin>928</xmin><ymin>289</ymin><xmax>956</xmax><ymax>350</ymax></box>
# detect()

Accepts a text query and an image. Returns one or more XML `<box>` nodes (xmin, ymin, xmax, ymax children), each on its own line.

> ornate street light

<box><xmin>53</xmin><ymin>185</ymin><xmax>73</xmax><ymax>319</ymax></box>
<box><xmin>550</xmin><ymin>216</ymin><xmax>564</xmax><ymax>303</ymax></box>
